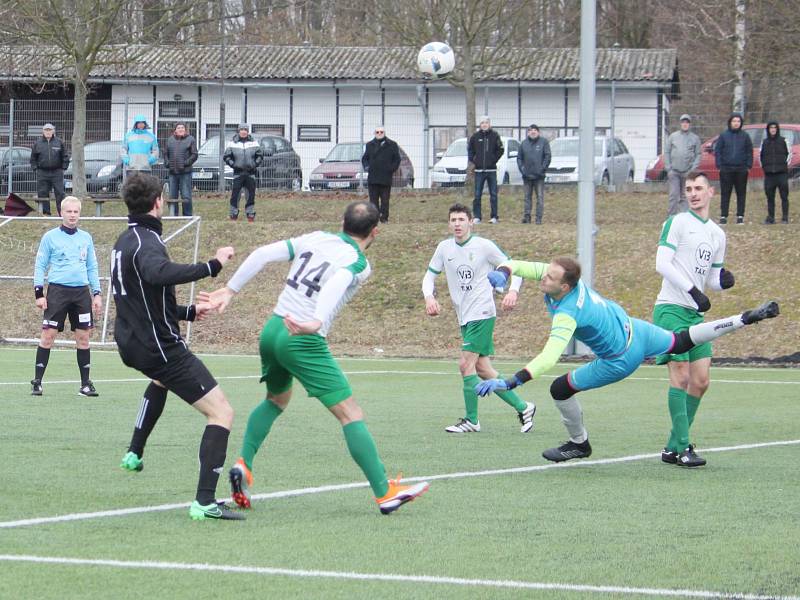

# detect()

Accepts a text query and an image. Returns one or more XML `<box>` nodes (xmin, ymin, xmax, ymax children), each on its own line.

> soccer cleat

<box><xmin>518</xmin><ymin>401</ymin><xmax>536</xmax><ymax>433</ymax></box>
<box><xmin>678</xmin><ymin>445</ymin><xmax>706</xmax><ymax>468</ymax></box>
<box><xmin>661</xmin><ymin>448</ymin><xmax>679</xmax><ymax>464</ymax></box>
<box><xmin>229</xmin><ymin>458</ymin><xmax>254</xmax><ymax>509</ymax></box>
<box><xmin>31</xmin><ymin>379</ymin><xmax>43</xmax><ymax>396</ymax></box>
<box><xmin>79</xmin><ymin>381</ymin><xmax>99</xmax><ymax>397</ymax></box>
<box><xmin>489</xmin><ymin>217</ymin><xmax>498</xmax><ymax>224</ymax></box>
<box><xmin>376</xmin><ymin>473</ymin><xmax>429</xmax><ymax>515</ymax></box>
<box><xmin>445</xmin><ymin>418</ymin><xmax>481</xmax><ymax>433</ymax></box>
<box><xmin>189</xmin><ymin>500</ymin><xmax>245</xmax><ymax>521</ymax></box>
<box><xmin>542</xmin><ymin>439</ymin><xmax>592</xmax><ymax>462</ymax></box>
<box><xmin>120</xmin><ymin>451</ymin><xmax>144</xmax><ymax>472</ymax></box>
<box><xmin>741</xmin><ymin>301</ymin><xmax>780</xmax><ymax>325</ymax></box>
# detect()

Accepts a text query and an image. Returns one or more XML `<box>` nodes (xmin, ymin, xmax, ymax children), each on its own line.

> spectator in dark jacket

<box><xmin>163</xmin><ymin>123</ymin><xmax>198</xmax><ymax>217</ymax></box>
<box><xmin>361</xmin><ymin>126</ymin><xmax>401</xmax><ymax>223</ymax></box>
<box><xmin>30</xmin><ymin>123</ymin><xmax>69</xmax><ymax>215</ymax></box>
<box><xmin>517</xmin><ymin>124</ymin><xmax>551</xmax><ymax>224</ymax></box>
<box><xmin>468</xmin><ymin>116</ymin><xmax>504</xmax><ymax>223</ymax></box>
<box><xmin>760</xmin><ymin>121</ymin><xmax>790</xmax><ymax>224</ymax></box>
<box><xmin>714</xmin><ymin>113</ymin><xmax>753</xmax><ymax>224</ymax></box>
<box><xmin>223</xmin><ymin>124</ymin><xmax>264</xmax><ymax>222</ymax></box>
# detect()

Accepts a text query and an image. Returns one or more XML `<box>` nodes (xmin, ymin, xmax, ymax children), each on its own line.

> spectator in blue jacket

<box><xmin>121</xmin><ymin>115</ymin><xmax>159</xmax><ymax>175</ymax></box>
<box><xmin>714</xmin><ymin>113</ymin><xmax>753</xmax><ymax>224</ymax></box>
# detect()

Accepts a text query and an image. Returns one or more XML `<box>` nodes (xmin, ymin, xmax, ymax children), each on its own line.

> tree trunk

<box><xmin>462</xmin><ymin>47</ymin><xmax>476</xmax><ymax>197</ymax></box>
<box><xmin>71</xmin><ymin>69</ymin><xmax>88</xmax><ymax>197</ymax></box>
<box><xmin>732</xmin><ymin>0</ymin><xmax>747</xmax><ymax>114</ymax></box>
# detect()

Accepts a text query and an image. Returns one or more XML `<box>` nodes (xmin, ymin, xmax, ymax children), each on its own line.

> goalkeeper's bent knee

<box><xmin>550</xmin><ymin>374</ymin><xmax>576</xmax><ymax>401</ymax></box>
<box><xmin>669</xmin><ymin>330</ymin><xmax>694</xmax><ymax>355</ymax></box>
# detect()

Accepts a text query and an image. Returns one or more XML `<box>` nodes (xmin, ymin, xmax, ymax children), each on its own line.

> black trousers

<box><xmin>719</xmin><ymin>170</ymin><xmax>748</xmax><ymax>219</ymax></box>
<box><xmin>230</xmin><ymin>173</ymin><xmax>256</xmax><ymax>216</ymax></box>
<box><xmin>764</xmin><ymin>172</ymin><xmax>789</xmax><ymax>221</ymax></box>
<box><xmin>368</xmin><ymin>184</ymin><xmax>392</xmax><ymax>222</ymax></box>
<box><xmin>37</xmin><ymin>170</ymin><xmax>66</xmax><ymax>215</ymax></box>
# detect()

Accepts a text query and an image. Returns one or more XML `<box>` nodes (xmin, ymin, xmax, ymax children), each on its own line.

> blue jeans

<box><xmin>473</xmin><ymin>171</ymin><xmax>498</xmax><ymax>220</ymax></box>
<box><xmin>169</xmin><ymin>172</ymin><xmax>193</xmax><ymax>216</ymax></box>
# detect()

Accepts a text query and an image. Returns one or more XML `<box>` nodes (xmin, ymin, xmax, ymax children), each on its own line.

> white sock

<box><xmin>688</xmin><ymin>314</ymin><xmax>745</xmax><ymax>345</ymax></box>
<box><xmin>555</xmin><ymin>397</ymin><xmax>588</xmax><ymax>443</ymax></box>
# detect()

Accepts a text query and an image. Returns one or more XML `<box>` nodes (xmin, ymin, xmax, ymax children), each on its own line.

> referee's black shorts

<box><xmin>43</xmin><ymin>283</ymin><xmax>93</xmax><ymax>332</ymax></box>
<box><xmin>139</xmin><ymin>350</ymin><xmax>218</xmax><ymax>405</ymax></box>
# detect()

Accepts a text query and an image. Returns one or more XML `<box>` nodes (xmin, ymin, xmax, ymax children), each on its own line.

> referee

<box><xmin>112</xmin><ymin>173</ymin><xmax>242</xmax><ymax>521</ymax></box>
<box><xmin>32</xmin><ymin>196</ymin><xmax>102</xmax><ymax>396</ymax></box>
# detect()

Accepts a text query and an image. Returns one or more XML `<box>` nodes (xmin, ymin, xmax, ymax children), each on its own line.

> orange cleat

<box><xmin>229</xmin><ymin>458</ymin><xmax>254</xmax><ymax>509</ymax></box>
<box><xmin>376</xmin><ymin>473</ymin><xmax>429</xmax><ymax>515</ymax></box>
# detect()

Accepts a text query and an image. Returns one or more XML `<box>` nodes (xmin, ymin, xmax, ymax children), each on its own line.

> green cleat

<box><xmin>120</xmin><ymin>451</ymin><xmax>143</xmax><ymax>472</ymax></box>
<box><xmin>189</xmin><ymin>500</ymin><xmax>245</xmax><ymax>521</ymax></box>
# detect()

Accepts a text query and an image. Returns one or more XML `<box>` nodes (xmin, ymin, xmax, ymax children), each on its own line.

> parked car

<box><xmin>645</xmin><ymin>123</ymin><xmax>800</xmax><ymax>182</ymax></box>
<box><xmin>309</xmin><ymin>142</ymin><xmax>414</xmax><ymax>191</ymax></box>
<box><xmin>0</xmin><ymin>146</ymin><xmax>37</xmax><ymax>194</ymax></box>
<box><xmin>64</xmin><ymin>141</ymin><xmax>167</xmax><ymax>194</ymax></box>
<box><xmin>431</xmin><ymin>136</ymin><xmax>522</xmax><ymax>187</ymax></box>
<box><xmin>545</xmin><ymin>136</ymin><xmax>635</xmax><ymax>185</ymax></box>
<box><xmin>192</xmin><ymin>134</ymin><xmax>303</xmax><ymax>191</ymax></box>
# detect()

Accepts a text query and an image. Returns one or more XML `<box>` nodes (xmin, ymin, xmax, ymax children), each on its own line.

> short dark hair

<box><xmin>448</xmin><ymin>203</ymin><xmax>472</xmax><ymax>220</ymax></box>
<box><xmin>342</xmin><ymin>201</ymin><xmax>379</xmax><ymax>238</ymax></box>
<box><xmin>685</xmin><ymin>171</ymin><xmax>711</xmax><ymax>186</ymax></box>
<box><xmin>122</xmin><ymin>173</ymin><xmax>163</xmax><ymax>214</ymax></box>
<box><xmin>553</xmin><ymin>257</ymin><xmax>581</xmax><ymax>289</ymax></box>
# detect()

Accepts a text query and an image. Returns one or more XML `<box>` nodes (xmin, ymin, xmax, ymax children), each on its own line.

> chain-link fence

<box><xmin>4</xmin><ymin>81</ymin><xmax>798</xmax><ymax>199</ymax></box>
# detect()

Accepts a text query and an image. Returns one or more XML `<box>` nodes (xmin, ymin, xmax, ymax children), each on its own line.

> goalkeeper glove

<box><xmin>475</xmin><ymin>374</ymin><xmax>524</xmax><ymax>397</ymax></box>
<box><xmin>719</xmin><ymin>268</ymin><xmax>735</xmax><ymax>290</ymax></box>
<box><xmin>688</xmin><ymin>286</ymin><xmax>711</xmax><ymax>312</ymax></box>
<box><xmin>487</xmin><ymin>267</ymin><xmax>510</xmax><ymax>289</ymax></box>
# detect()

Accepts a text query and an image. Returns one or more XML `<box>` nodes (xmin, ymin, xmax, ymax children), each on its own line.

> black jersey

<box><xmin>111</xmin><ymin>214</ymin><xmax>221</xmax><ymax>368</ymax></box>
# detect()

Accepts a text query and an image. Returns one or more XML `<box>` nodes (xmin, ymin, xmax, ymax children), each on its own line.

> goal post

<box><xmin>0</xmin><ymin>214</ymin><xmax>202</xmax><ymax>347</ymax></box>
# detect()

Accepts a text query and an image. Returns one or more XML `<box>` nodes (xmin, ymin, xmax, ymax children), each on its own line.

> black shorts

<box><xmin>140</xmin><ymin>350</ymin><xmax>218</xmax><ymax>405</ymax></box>
<box><xmin>43</xmin><ymin>284</ymin><xmax>93</xmax><ymax>332</ymax></box>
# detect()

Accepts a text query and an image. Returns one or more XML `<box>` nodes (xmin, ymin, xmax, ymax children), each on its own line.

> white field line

<box><xmin>0</xmin><ymin>555</ymin><xmax>796</xmax><ymax>600</ymax></box>
<box><xmin>1</xmin><ymin>371</ymin><xmax>800</xmax><ymax>387</ymax></box>
<box><xmin>0</xmin><ymin>439</ymin><xmax>797</xmax><ymax>531</ymax></box>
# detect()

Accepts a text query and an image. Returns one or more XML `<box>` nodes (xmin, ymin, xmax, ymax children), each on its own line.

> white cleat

<box><xmin>445</xmin><ymin>418</ymin><xmax>481</xmax><ymax>433</ymax></box>
<box><xmin>518</xmin><ymin>401</ymin><xmax>536</xmax><ymax>433</ymax></box>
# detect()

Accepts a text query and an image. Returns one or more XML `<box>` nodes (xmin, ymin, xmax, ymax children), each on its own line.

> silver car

<box><xmin>545</xmin><ymin>136</ymin><xmax>635</xmax><ymax>185</ymax></box>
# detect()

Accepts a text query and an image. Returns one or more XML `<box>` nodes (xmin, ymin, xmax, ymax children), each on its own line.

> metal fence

<box><xmin>3</xmin><ymin>81</ymin><xmax>800</xmax><ymax>199</ymax></box>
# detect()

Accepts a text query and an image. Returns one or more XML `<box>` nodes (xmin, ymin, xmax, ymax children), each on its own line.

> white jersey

<box><xmin>426</xmin><ymin>235</ymin><xmax>510</xmax><ymax>325</ymax></box>
<box><xmin>274</xmin><ymin>231</ymin><xmax>370</xmax><ymax>337</ymax></box>
<box><xmin>656</xmin><ymin>211</ymin><xmax>726</xmax><ymax>308</ymax></box>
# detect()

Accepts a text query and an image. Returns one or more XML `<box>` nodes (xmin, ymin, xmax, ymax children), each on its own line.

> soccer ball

<box><xmin>417</xmin><ymin>42</ymin><xmax>455</xmax><ymax>79</ymax></box>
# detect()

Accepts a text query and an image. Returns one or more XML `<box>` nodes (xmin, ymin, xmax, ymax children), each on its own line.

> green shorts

<box><xmin>460</xmin><ymin>317</ymin><xmax>495</xmax><ymax>357</ymax></box>
<box><xmin>259</xmin><ymin>314</ymin><xmax>352</xmax><ymax>407</ymax></box>
<box><xmin>653</xmin><ymin>303</ymin><xmax>712</xmax><ymax>364</ymax></box>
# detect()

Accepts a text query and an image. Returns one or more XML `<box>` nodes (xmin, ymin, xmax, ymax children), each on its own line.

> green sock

<box><xmin>686</xmin><ymin>394</ymin><xmax>702</xmax><ymax>428</ymax></box>
<box><xmin>462</xmin><ymin>374</ymin><xmax>481</xmax><ymax>423</ymax></box>
<box><xmin>667</xmin><ymin>387</ymin><xmax>689</xmax><ymax>452</ymax></box>
<box><xmin>495</xmin><ymin>374</ymin><xmax>527</xmax><ymax>411</ymax></box>
<box><xmin>343</xmin><ymin>421</ymin><xmax>388</xmax><ymax>497</ymax></box>
<box><xmin>240</xmin><ymin>399</ymin><xmax>283</xmax><ymax>471</ymax></box>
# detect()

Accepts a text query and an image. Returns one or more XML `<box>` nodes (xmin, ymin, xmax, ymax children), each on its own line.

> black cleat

<box><xmin>31</xmin><ymin>379</ymin><xmax>43</xmax><ymax>396</ymax></box>
<box><xmin>661</xmin><ymin>448</ymin><xmax>679</xmax><ymax>464</ymax></box>
<box><xmin>678</xmin><ymin>445</ymin><xmax>706</xmax><ymax>468</ymax></box>
<box><xmin>542</xmin><ymin>439</ymin><xmax>592</xmax><ymax>462</ymax></box>
<box><xmin>741</xmin><ymin>301</ymin><xmax>780</xmax><ymax>325</ymax></box>
<box><xmin>79</xmin><ymin>381</ymin><xmax>99</xmax><ymax>397</ymax></box>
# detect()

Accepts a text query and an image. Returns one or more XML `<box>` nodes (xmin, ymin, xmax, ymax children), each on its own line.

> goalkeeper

<box><xmin>477</xmin><ymin>257</ymin><xmax>779</xmax><ymax>463</ymax></box>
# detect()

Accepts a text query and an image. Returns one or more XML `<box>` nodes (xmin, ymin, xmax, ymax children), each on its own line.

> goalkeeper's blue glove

<box><xmin>487</xmin><ymin>268</ymin><xmax>509</xmax><ymax>289</ymax></box>
<box><xmin>475</xmin><ymin>374</ymin><xmax>524</xmax><ymax>397</ymax></box>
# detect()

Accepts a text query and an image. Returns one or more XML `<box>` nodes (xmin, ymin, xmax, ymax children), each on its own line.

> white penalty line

<box><xmin>1</xmin><ymin>439</ymin><xmax>798</xmax><ymax>530</ymax></box>
<box><xmin>0</xmin><ymin>555</ymin><xmax>796</xmax><ymax>600</ymax></box>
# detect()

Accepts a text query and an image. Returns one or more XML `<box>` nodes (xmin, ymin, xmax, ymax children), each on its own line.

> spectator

<box><xmin>223</xmin><ymin>124</ymin><xmax>263</xmax><ymax>222</ymax></box>
<box><xmin>664</xmin><ymin>114</ymin><xmax>701</xmax><ymax>216</ymax></box>
<box><xmin>121</xmin><ymin>115</ymin><xmax>159</xmax><ymax>175</ymax></box>
<box><xmin>468</xmin><ymin>116</ymin><xmax>504</xmax><ymax>224</ymax></box>
<box><xmin>517</xmin><ymin>124</ymin><xmax>551</xmax><ymax>224</ymax></box>
<box><xmin>30</xmin><ymin>123</ymin><xmax>69</xmax><ymax>216</ymax></box>
<box><xmin>164</xmin><ymin>122</ymin><xmax>198</xmax><ymax>216</ymax></box>
<box><xmin>714</xmin><ymin>113</ymin><xmax>753</xmax><ymax>224</ymax></box>
<box><xmin>760</xmin><ymin>121</ymin><xmax>790</xmax><ymax>224</ymax></box>
<box><xmin>361</xmin><ymin>125</ymin><xmax>401</xmax><ymax>223</ymax></box>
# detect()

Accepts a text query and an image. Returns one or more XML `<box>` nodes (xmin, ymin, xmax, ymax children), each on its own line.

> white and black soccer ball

<box><xmin>417</xmin><ymin>42</ymin><xmax>455</xmax><ymax>79</ymax></box>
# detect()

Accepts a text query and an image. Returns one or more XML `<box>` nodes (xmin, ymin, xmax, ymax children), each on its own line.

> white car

<box><xmin>545</xmin><ymin>136</ymin><xmax>635</xmax><ymax>185</ymax></box>
<box><xmin>431</xmin><ymin>136</ymin><xmax>523</xmax><ymax>187</ymax></box>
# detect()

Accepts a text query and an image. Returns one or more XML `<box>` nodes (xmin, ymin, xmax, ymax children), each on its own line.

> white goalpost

<box><xmin>0</xmin><ymin>214</ymin><xmax>203</xmax><ymax>347</ymax></box>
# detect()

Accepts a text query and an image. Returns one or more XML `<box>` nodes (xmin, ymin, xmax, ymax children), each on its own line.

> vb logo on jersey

<box><xmin>695</xmin><ymin>242</ymin><xmax>712</xmax><ymax>275</ymax></box>
<box><xmin>457</xmin><ymin>264</ymin><xmax>474</xmax><ymax>292</ymax></box>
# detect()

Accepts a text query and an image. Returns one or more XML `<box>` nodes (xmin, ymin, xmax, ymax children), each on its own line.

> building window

<box><xmin>252</xmin><ymin>124</ymin><xmax>285</xmax><ymax>137</ymax></box>
<box><xmin>205</xmin><ymin>124</ymin><xmax>241</xmax><ymax>140</ymax></box>
<box><xmin>297</xmin><ymin>125</ymin><xmax>331</xmax><ymax>142</ymax></box>
<box><xmin>159</xmin><ymin>101</ymin><xmax>196</xmax><ymax>119</ymax></box>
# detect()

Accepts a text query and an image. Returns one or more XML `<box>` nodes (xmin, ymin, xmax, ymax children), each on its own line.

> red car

<box><xmin>645</xmin><ymin>123</ymin><xmax>800</xmax><ymax>181</ymax></box>
<box><xmin>309</xmin><ymin>142</ymin><xmax>415</xmax><ymax>190</ymax></box>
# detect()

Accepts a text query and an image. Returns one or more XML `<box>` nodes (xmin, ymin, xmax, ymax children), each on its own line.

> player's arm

<box><xmin>86</xmin><ymin>237</ymin><xmax>101</xmax><ymax>296</ymax></box>
<box><xmin>422</xmin><ymin>247</ymin><xmax>444</xmax><ymax>316</ymax></box>
<box><xmin>476</xmin><ymin>313</ymin><xmax>577</xmax><ymax>396</ymax></box>
<box><xmin>656</xmin><ymin>245</ymin><xmax>710</xmax><ymax>311</ymax></box>
<box><xmin>33</xmin><ymin>234</ymin><xmax>51</xmax><ymax>302</ymax></box>
<box><xmin>487</xmin><ymin>260</ymin><xmax>548</xmax><ymax>289</ymax></box>
<box><xmin>136</xmin><ymin>238</ymin><xmax>229</xmax><ymax>286</ymax></box>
